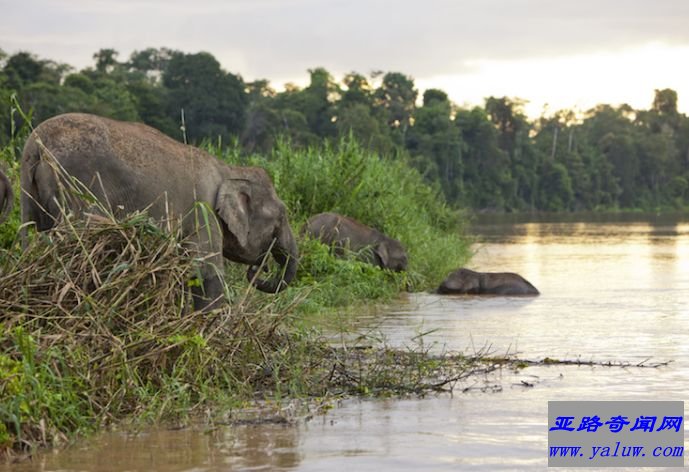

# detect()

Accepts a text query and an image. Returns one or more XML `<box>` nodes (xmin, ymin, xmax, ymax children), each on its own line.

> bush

<box><xmin>0</xmin><ymin>102</ymin><xmax>27</xmax><ymax>250</ymax></box>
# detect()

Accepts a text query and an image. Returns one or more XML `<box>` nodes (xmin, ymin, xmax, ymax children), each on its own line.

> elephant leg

<box><xmin>190</xmin><ymin>270</ymin><xmax>225</xmax><ymax>312</ymax></box>
<box><xmin>183</xmin><ymin>207</ymin><xmax>227</xmax><ymax>312</ymax></box>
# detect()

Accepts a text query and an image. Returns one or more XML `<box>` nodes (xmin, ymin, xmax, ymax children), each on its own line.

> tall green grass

<box><xmin>208</xmin><ymin>137</ymin><xmax>472</xmax><ymax>305</ymax></box>
<box><xmin>0</xmin><ymin>103</ymin><xmax>25</xmax><ymax>249</ymax></box>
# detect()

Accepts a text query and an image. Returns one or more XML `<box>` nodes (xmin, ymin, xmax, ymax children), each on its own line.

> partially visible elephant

<box><xmin>21</xmin><ymin>113</ymin><xmax>298</xmax><ymax>311</ymax></box>
<box><xmin>0</xmin><ymin>169</ymin><xmax>12</xmax><ymax>223</ymax></box>
<box><xmin>437</xmin><ymin>268</ymin><xmax>539</xmax><ymax>295</ymax></box>
<box><xmin>303</xmin><ymin>212</ymin><xmax>407</xmax><ymax>272</ymax></box>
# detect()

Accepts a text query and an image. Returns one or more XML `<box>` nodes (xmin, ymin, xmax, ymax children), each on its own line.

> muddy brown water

<box><xmin>4</xmin><ymin>213</ymin><xmax>688</xmax><ymax>471</ymax></box>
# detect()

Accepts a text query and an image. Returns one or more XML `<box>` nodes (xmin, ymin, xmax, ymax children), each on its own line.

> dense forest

<box><xmin>1</xmin><ymin>47</ymin><xmax>688</xmax><ymax>211</ymax></box>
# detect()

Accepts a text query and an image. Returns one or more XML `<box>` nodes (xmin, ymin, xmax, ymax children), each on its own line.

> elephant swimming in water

<box><xmin>438</xmin><ymin>268</ymin><xmax>539</xmax><ymax>295</ymax></box>
<box><xmin>21</xmin><ymin>113</ymin><xmax>298</xmax><ymax>311</ymax></box>
<box><xmin>303</xmin><ymin>212</ymin><xmax>408</xmax><ymax>272</ymax></box>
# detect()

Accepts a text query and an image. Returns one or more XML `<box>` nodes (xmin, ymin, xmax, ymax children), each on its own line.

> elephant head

<box><xmin>373</xmin><ymin>239</ymin><xmax>408</xmax><ymax>272</ymax></box>
<box><xmin>214</xmin><ymin>167</ymin><xmax>298</xmax><ymax>293</ymax></box>
<box><xmin>438</xmin><ymin>268</ymin><xmax>482</xmax><ymax>294</ymax></box>
<box><xmin>0</xmin><ymin>169</ymin><xmax>12</xmax><ymax>224</ymax></box>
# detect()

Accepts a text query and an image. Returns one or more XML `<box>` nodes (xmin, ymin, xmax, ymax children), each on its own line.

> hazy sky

<box><xmin>2</xmin><ymin>0</ymin><xmax>689</xmax><ymax>117</ymax></box>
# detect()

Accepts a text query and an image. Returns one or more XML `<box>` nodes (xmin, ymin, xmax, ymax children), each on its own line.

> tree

<box><xmin>336</xmin><ymin>103</ymin><xmax>394</xmax><ymax>156</ymax></box>
<box><xmin>276</xmin><ymin>109</ymin><xmax>318</xmax><ymax>147</ymax></box>
<box><xmin>93</xmin><ymin>48</ymin><xmax>120</xmax><ymax>74</ymax></box>
<box><xmin>18</xmin><ymin>82</ymin><xmax>94</xmax><ymax>123</ymax></box>
<box><xmin>485</xmin><ymin>97</ymin><xmax>528</xmax><ymax>156</ymax></box>
<box><xmin>485</xmin><ymin>97</ymin><xmax>540</xmax><ymax>210</ymax></box>
<box><xmin>340</xmin><ymin>72</ymin><xmax>374</xmax><ymax>108</ymax></box>
<box><xmin>241</xmin><ymin>100</ymin><xmax>281</xmax><ymax>153</ymax></box>
<box><xmin>334</xmin><ymin>72</ymin><xmax>393</xmax><ymax>155</ymax></box>
<box><xmin>163</xmin><ymin>51</ymin><xmax>247</xmax><ymax>143</ymax></box>
<box><xmin>374</xmin><ymin>72</ymin><xmax>417</xmax><ymax>146</ymax></box>
<box><xmin>423</xmin><ymin>88</ymin><xmax>448</xmax><ymax>107</ymax></box>
<box><xmin>652</xmin><ymin>88</ymin><xmax>679</xmax><ymax>117</ymax></box>
<box><xmin>3</xmin><ymin>52</ymin><xmax>67</xmax><ymax>90</ymax></box>
<box><xmin>300</xmin><ymin>67</ymin><xmax>339</xmax><ymax>138</ymax></box>
<box><xmin>406</xmin><ymin>89</ymin><xmax>463</xmax><ymax>201</ymax></box>
<box><xmin>536</xmin><ymin>160</ymin><xmax>574</xmax><ymax>211</ymax></box>
<box><xmin>3</xmin><ymin>46</ymin><xmax>688</xmax><ymax>211</ymax></box>
<box><xmin>597</xmin><ymin>131</ymin><xmax>634</xmax><ymax>206</ymax></box>
<box><xmin>455</xmin><ymin>107</ymin><xmax>511</xmax><ymax>209</ymax></box>
<box><xmin>127</xmin><ymin>47</ymin><xmax>174</xmax><ymax>81</ymax></box>
<box><xmin>90</xmin><ymin>78</ymin><xmax>140</xmax><ymax>121</ymax></box>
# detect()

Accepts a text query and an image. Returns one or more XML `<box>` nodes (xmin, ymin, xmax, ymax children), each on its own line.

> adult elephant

<box><xmin>21</xmin><ymin>113</ymin><xmax>298</xmax><ymax>311</ymax></box>
<box><xmin>437</xmin><ymin>268</ymin><xmax>539</xmax><ymax>295</ymax></box>
<box><xmin>0</xmin><ymin>169</ymin><xmax>12</xmax><ymax>223</ymax></box>
<box><xmin>303</xmin><ymin>212</ymin><xmax>407</xmax><ymax>272</ymax></box>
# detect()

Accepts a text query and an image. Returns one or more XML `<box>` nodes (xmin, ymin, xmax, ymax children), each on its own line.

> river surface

<box><xmin>5</xmin><ymin>213</ymin><xmax>689</xmax><ymax>471</ymax></box>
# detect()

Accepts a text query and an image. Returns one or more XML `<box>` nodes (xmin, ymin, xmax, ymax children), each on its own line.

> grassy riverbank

<box><xmin>0</xmin><ymin>137</ymin><xmax>473</xmax><ymax>458</ymax></box>
<box><xmin>212</xmin><ymin>137</ymin><xmax>473</xmax><ymax>296</ymax></box>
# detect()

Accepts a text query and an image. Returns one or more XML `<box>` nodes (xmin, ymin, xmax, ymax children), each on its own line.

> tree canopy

<box><xmin>1</xmin><ymin>47</ymin><xmax>688</xmax><ymax>212</ymax></box>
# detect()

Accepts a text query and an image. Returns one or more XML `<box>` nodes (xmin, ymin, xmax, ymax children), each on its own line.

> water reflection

<box><xmin>300</xmin><ymin>213</ymin><xmax>688</xmax><ymax>471</ymax></box>
<box><xmin>5</xmin><ymin>213</ymin><xmax>688</xmax><ymax>471</ymax></box>
<box><xmin>4</xmin><ymin>423</ymin><xmax>302</xmax><ymax>472</ymax></box>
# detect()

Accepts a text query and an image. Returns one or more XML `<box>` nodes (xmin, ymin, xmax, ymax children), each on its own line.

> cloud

<box><xmin>195</xmin><ymin>0</ymin><xmax>689</xmax><ymax>79</ymax></box>
<box><xmin>2</xmin><ymin>0</ymin><xmax>689</xmax><ymax>84</ymax></box>
<box><xmin>417</xmin><ymin>42</ymin><xmax>689</xmax><ymax>117</ymax></box>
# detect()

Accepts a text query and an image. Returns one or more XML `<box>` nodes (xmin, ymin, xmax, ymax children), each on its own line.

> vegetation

<box><xmin>211</xmin><ymin>137</ymin><xmax>469</xmax><ymax>297</ymax></box>
<box><xmin>0</xmin><ymin>44</ymin><xmax>686</xmax><ymax>458</ymax></box>
<box><xmin>0</xmin><ymin>95</ymin><xmax>470</xmax><ymax>458</ymax></box>
<box><xmin>2</xmin><ymin>47</ymin><xmax>688</xmax><ymax>212</ymax></box>
<box><xmin>0</xmin><ymin>196</ymin><xmax>469</xmax><ymax>458</ymax></box>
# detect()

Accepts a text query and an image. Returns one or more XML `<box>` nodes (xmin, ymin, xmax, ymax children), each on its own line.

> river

<box><xmin>5</xmin><ymin>213</ymin><xmax>688</xmax><ymax>471</ymax></box>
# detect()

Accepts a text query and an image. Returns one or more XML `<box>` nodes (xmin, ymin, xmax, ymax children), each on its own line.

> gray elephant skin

<box><xmin>0</xmin><ymin>169</ymin><xmax>12</xmax><ymax>223</ymax></box>
<box><xmin>303</xmin><ymin>212</ymin><xmax>407</xmax><ymax>272</ymax></box>
<box><xmin>438</xmin><ymin>268</ymin><xmax>539</xmax><ymax>295</ymax></box>
<box><xmin>21</xmin><ymin>113</ymin><xmax>298</xmax><ymax>310</ymax></box>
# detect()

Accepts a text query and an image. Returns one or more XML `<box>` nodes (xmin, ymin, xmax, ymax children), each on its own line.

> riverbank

<box><xmin>0</xmin><ymin>137</ymin><xmax>474</xmax><ymax>459</ymax></box>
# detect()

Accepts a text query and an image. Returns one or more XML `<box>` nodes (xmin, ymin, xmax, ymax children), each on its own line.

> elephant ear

<box><xmin>215</xmin><ymin>179</ymin><xmax>252</xmax><ymax>249</ymax></box>
<box><xmin>373</xmin><ymin>243</ymin><xmax>389</xmax><ymax>269</ymax></box>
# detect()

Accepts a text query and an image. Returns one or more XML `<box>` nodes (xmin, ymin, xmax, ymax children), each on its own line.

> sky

<box><xmin>2</xmin><ymin>0</ymin><xmax>689</xmax><ymax>118</ymax></box>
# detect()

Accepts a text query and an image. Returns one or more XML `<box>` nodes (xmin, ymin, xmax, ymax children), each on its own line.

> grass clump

<box><xmin>292</xmin><ymin>238</ymin><xmax>408</xmax><ymax>313</ymax></box>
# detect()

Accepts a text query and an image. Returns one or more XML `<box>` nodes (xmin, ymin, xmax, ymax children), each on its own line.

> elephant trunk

<box><xmin>246</xmin><ymin>223</ymin><xmax>298</xmax><ymax>293</ymax></box>
<box><xmin>0</xmin><ymin>170</ymin><xmax>13</xmax><ymax>224</ymax></box>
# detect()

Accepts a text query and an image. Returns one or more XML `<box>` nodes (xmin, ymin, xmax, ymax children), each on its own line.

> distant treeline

<box><xmin>1</xmin><ymin>47</ymin><xmax>688</xmax><ymax>211</ymax></box>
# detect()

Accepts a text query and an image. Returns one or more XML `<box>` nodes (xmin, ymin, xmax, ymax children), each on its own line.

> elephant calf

<box><xmin>21</xmin><ymin>113</ymin><xmax>298</xmax><ymax>311</ymax></box>
<box><xmin>303</xmin><ymin>212</ymin><xmax>408</xmax><ymax>272</ymax></box>
<box><xmin>0</xmin><ymin>169</ymin><xmax>12</xmax><ymax>224</ymax></box>
<box><xmin>438</xmin><ymin>268</ymin><xmax>539</xmax><ymax>295</ymax></box>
